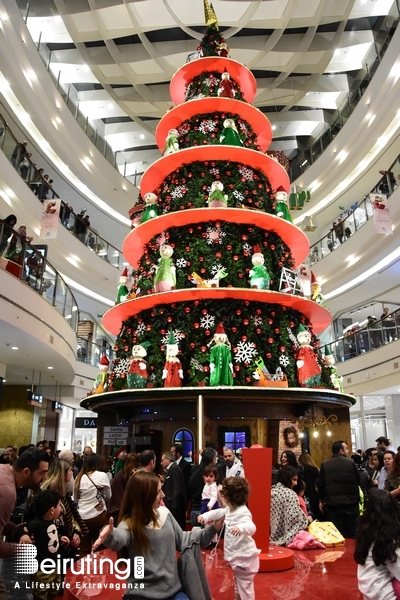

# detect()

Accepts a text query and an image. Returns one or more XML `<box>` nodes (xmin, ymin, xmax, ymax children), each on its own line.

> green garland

<box><xmin>109</xmin><ymin>299</ymin><xmax>310</xmax><ymax>390</ymax></box>
<box><xmin>177</xmin><ymin>111</ymin><xmax>259</xmax><ymax>151</ymax></box>
<box><xmin>186</xmin><ymin>72</ymin><xmax>245</xmax><ymax>102</ymax></box>
<box><xmin>155</xmin><ymin>159</ymin><xmax>276</xmax><ymax>213</ymax></box>
<box><xmin>132</xmin><ymin>221</ymin><xmax>293</xmax><ymax>294</ymax></box>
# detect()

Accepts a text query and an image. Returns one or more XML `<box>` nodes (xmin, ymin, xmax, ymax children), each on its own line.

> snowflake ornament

<box><xmin>206</xmin><ymin>226</ymin><xmax>226</xmax><ymax>245</ymax></box>
<box><xmin>243</xmin><ymin>243</ymin><xmax>252</xmax><ymax>253</ymax></box>
<box><xmin>200</xmin><ymin>314</ymin><xmax>215</xmax><ymax>329</ymax></box>
<box><xmin>287</xmin><ymin>326</ymin><xmax>299</xmax><ymax>348</ymax></box>
<box><xmin>135</xmin><ymin>322</ymin><xmax>147</xmax><ymax>337</ymax></box>
<box><xmin>238</xmin><ymin>165</ymin><xmax>255</xmax><ymax>181</ymax></box>
<box><xmin>191</xmin><ymin>93</ymin><xmax>206</xmax><ymax>100</ymax></box>
<box><xmin>178</xmin><ymin>123</ymin><xmax>190</xmax><ymax>136</ymax></box>
<box><xmin>199</xmin><ymin>119</ymin><xmax>217</xmax><ymax>134</ymax></box>
<box><xmin>176</xmin><ymin>258</ymin><xmax>188</xmax><ymax>268</ymax></box>
<box><xmin>114</xmin><ymin>358</ymin><xmax>131</xmax><ymax>377</ymax></box>
<box><xmin>279</xmin><ymin>354</ymin><xmax>290</xmax><ymax>368</ymax></box>
<box><xmin>162</xmin><ymin>329</ymin><xmax>184</xmax><ymax>344</ymax></box>
<box><xmin>239</xmin><ymin>122</ymin><xmax>249</xmax><ymax>136</ymax></box>
<box><xmin>190</xmin><ymin>357</ymin><xmax>204</xmax><ymax>372</ymax></box>
<box><xmin>209</xmin><ymin>167</ymin><xmax>220</xmax><ymax>176</ymax></box>
<box><xmin>210</xmin><ymin>264</ymin><xmax>225</xmax><ymax>276</ymax></box>
<box><xmin>234</xmin><ymin>341</ymin><xmax>258</xmax><ymax>363</ymax></box>
<box><xmin>156</xmin><ymin>232</ymin><xmax>168</xmax><ymax>247</ymax></box>
<box><xmin>204</xmin><ymin>75</ymin><xmax>220</xmax><ymax>87</ymax></box>
<box><xmin>171</xmin><ymin>185</ymin><xmax>187</xmax><ymax>199</ymax></box>
<box><xmin>233</xmin><ymin>190</ymin><xmax>244</xmax><ymax>203</ymax></box>
<box><xmin>251</xmin><ymin>315</ymin><xmax>263</xmax><ymax>327</ymax></box>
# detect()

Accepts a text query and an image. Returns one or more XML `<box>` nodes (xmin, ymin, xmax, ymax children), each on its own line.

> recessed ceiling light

<box><xmin>47</xmin><ymin>366</ymin><xmax>54</xmax><ymax>370</ymax></box>
<box><xmin>11</xmin><ymin>346</ymin><xmax>18</xmax><ymax>350</ymax></box>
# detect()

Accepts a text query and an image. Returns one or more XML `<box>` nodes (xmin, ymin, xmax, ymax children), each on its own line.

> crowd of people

<box><xmin>2</xmin><ymin>437</ymin><xmax>400</xmax><ymax>599</ymax></box>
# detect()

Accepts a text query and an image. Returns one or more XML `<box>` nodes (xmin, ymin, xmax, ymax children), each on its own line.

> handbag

<box><xmin>86</xmin><ymin>474</ymin><xmax>107</xmax><ymax>512</ymax></box>
<box><xmin>307</xmin><ymin>520</ymin><xmax>345</xmax><ymax>547</ymax></box>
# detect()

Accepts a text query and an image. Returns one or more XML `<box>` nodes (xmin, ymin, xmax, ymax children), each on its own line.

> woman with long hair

<box><xmin>40</xmin><ymin>458</ymin><xmax>88</xmax><ymax>556</ymax></box>
<box><xmin>108</xmin><ymin>452</ymin><xmax>140</xmax><ymax>521</ymax></box>
<box><xmin>93</xmin><ymin>470</ymin><xmax>224</xmax><ymax>600</ymax></box>
<box><xmin>298</xmin><ymin>451</ymin><xmax>320</xmax><ymax>518</ymax></box>
<box><xmin>270</xmin><ymin>466</ymin><xmax>308</xmax><ymax>546</ymax></box>
<box><xmin>74</xmin><ymin>453</ymin><xmax>111</xmax><ymax>556</ymax></box>
<box><xmin>385</xmin><ymin>452</ymin><xmax>400</xmax><ymax>502</ymax></box>
<box><xmin>368</xmin><ymin>453</ymin><xmax>384</xmax><ymax>492</ymax></box>
<box><xmin>355</xmin><ymin>488</ymin><xmax>400</xmax><ymax>599</ymax></box>
<box><xmin>280</xmin><ymin>450</ymin><xmax>299</xmax><ymax>469</ymax></box>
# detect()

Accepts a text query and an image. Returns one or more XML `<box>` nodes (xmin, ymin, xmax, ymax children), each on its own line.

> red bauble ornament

<box><xmin>271</xmin><ymin>311</ymin><xmax>276</xmax><ymax>317</ymax></box>
<box><xmin>243</xmin><ymin>319</ymin><xmax>249</xmax><ymax>326</ymax></box>
<box><xmin>233</xmin><ymin>255</ymin><xmax>239</xmax><ymax>261</ymax></box>
<box><xmin>275</xmin><ymin>328</ymin><xmax>280</xmax><ymax>334</ymax></box>
<box><xmin>241</xmin><ymin>235</ymin><xmax>247</xmax><ymax>241</ymax></box>
<box><xmin>200</xmin><ymin>268</ymin><xmax>206</xmax><ymax>274</ymax></box>
<box><xmin>160</xmin><ymin>329</ymin><xmax>166</xmax><ymax>335</ymax></box>
<box><xmin>267</xmin><ymin>337</ymin><xmax>273</xmax><ymax>344</ymax></box>
<box><xmin>241</xmin><ymin>336</ymin><xmax>248</xmax><ymax>342</ymax></box>
<box><xmin>203</xmin><ymin>365</ymin><xmax>209</xmax><ymax>373</ymax></box>
<box><xmin>146</xmin><ymin>325</ymin><xmax>151</xmax><ymax>331</ymax></box>
<box><xmin>199</xmin><ymin>256</ymin><xmax>204</xmax><ymax>262</ymax></box>
<box><xmin>189</xmin><ymin>342</ymin><xmax>195</xmax><ymax>349</ymax></box>
<box><xmin>124</xmin><ymin>346</ymin><xmax>129</xmax><ymax>352</ymax></box>
<box><xmin>289</xmin><ymin>321</ymin><xmax>295</xmax><ymax>328</ymax></box>
<box><xmin>256</xmin><ymin>309</ymin><xmax>262</xmax><ymax>315</ymax></box>
<box><xmin>280</xmin><ymin>346</ymin><xmax>286</xmax><ymax>353</ymax></box>
<box><xmin>234</xmin><ymin>365</ymin><xmax>240</xmax><ymax>373</ymax></box>
<box><xmin>185</xmin><ymin>246</ymin><xmax>190</xmax><ymax>252</ymax></box>
<box><xmin>188</xmin><ymin>228</ymin><xmax>194</xmax><ymax>234</ymax></box>
<box><xmin>236</xmin><ymin>309</ymin><xmax>242</xmax><ymax>315</ymax></box>
<box><xmin>256</xmin><ymin>328</ymin><xmax>261</xmax><ymax>334</ymax></box>
<box><xmin>268</xmin><ymin>319</ymin><xmax>273</xmax><ymax>325</ymax></box>
<box><xmin>270</xmin><ymin>244</ymin><xmax>275</xmax><ymax>250</ymax></box>
<box><xmin>266</xmin><ymin>352</ymin><xmax>272</xmax><ymax>359</ymax></box>
<box><xmin>245</xmin><ymin>377</ymin><xmax>252</xmax><ymax>384</ymax></box>
<box><xmin>127</xmin><ymin>329</ymin><xmax>132</xmax><ymax>334</ymax></box>
<box><xmin>205</xmin><ymin>330</ymin><xmax>211</xmax><ymax>336</ymax></box>
<box><xmin>167</xmin><ymin>316</ymin><xmax>173</xmax><ymax>323</ymax></box>
<box><xmin>200</xmin><ymin>346</ymin><xmax>207</xmax><ymax>353</ymax></box>
<box><xmin>194</xmin><ymin>322</ymin><xmax>200</xmax><ymax>329</ymax></box>
<box><xmin>202</xmin><ymin>309</ymin><xmax>208</xmax><ymax>315</ymax></box>
<box><xmin>215</xmin><ymin>252</ymin><xmax>222</xmax><ymax>258</ymax></box>
<box><xmin>231</xmin><ymin>327</ymin><xmax>237</xmax><ymax>333</ymax></box>
<box><xmin>227</xmin><ymin>244</ymin><xmax>232</xmax><ymax>251</ymax></box>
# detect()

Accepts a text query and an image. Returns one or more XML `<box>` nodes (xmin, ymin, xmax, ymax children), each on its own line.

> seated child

<box><xmin>199</xmin><ymin>476</ymin><xmax>260</xmax><ymax>600</ymax></box>
<box><xmin>28</xmin><ymin>489</ymin><xmax>71</xmax><ymax>600</ymax></box>
<box><xmin>293</xmin><ymin>478</ymin><xmax>313</xmax><ymax>523</ymax></box>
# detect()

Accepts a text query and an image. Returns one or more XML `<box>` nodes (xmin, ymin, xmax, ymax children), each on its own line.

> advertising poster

<box><xmin>278</xmin><ymin>420</ymin><xmax>302</xmax><ymax>461</ymax></box>
<box><xmin>369</xmin><ymin>193</ymin><xmax>392</xmax><ymax>234</ymax></box>
<box><xmin>40</xmin><ymin>199</ymin><xmax>61</xmax><ymax>239</ymax></box>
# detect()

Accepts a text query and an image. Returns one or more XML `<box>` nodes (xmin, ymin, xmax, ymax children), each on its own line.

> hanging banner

<box><xmin>369</xmin><ymin>193</ymin><xmax>392</xmax><ymax>234</ymax></box>
<box><xmin>40</xmin><ymin>199</ymin><xmax>61</xmax><ymax>239</ymax></box>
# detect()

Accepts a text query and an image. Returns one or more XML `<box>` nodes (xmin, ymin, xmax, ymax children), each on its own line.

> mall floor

<box><xmin>0</xmin><ymin>538</ymin><xmax>362</xmax><ymax>600</ymax></box>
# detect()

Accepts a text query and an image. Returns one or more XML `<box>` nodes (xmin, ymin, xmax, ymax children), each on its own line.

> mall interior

<box><xmin>0</xmin><ymin>0</ymin><xmax>399</xmax><ymax>595</ymax></box>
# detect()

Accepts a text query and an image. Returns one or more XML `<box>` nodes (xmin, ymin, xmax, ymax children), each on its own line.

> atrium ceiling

<box><xmin>18</xmin><ymin>0</ymin><xmax>397</xmax><ymax>181</ymax></box>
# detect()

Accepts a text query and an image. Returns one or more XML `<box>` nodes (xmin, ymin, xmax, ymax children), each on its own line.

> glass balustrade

<box><xmin>0</xmin><ymin>113</ymin><xmax>124</xmax><ymax>269</ymax></box>
<box><xmin>76</xmin><ymin>336</ymin><xmax>115</xmax><ymax>367</ymax></box>
<box><xmin>0</xmin><ymin>221</ymin><xmax>79</xmax><ymax>333</ymax></box>
<box><xmin>309</xmin><ymin>153</ymin><xmax>400</xmax><ymax>265</ymax></box>
<box><xmin>326</xmin><ymin>309</ymin><xmax>400</xmax><ymax>363</ymax></box>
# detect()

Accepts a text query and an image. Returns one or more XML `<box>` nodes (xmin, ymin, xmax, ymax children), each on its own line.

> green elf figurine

<box><xmin>324</xmin><ymin>345</ymin><xmax>344</xmax><ymax>392</ymax></box>
<box><xmin>116</xmin><ymin>267</ymin><xmax>129</xmax><ymax>304</ymax></box>
<box><xmin>208</xmin><ymin>322</ymin><xmax>234</xmax><ymax>386</ymax></box>
<box><xmin>219</xmin><ymin>118</ymin><xmax>244</xmax><ymax>147</ymax></box>
<box><xmin>249</xmin><ymin>244</ymin><xmax>271</xmax><ymax>289</ymax></box>
<box><xmin>274</xmin><ymin>186</ymin><xmax>293</xmax><ymax>223</ymax></box>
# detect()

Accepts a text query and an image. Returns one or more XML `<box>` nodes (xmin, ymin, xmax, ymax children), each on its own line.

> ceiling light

<box><xmin>140</xmin><ymin>134</ymin><xmax>145</xmax><ymax>140</ymax></box>
<box><xmin>11</xmin><ymin>346</ymin><xmax>18</xmax><ymax>350</ymax></box>
<box><xmin>272</xmin><ymin>125</ymin><xmax>276</xmax><ymax>130</ymax></box>
<box><xmin>47</xmin><ymin>366</ymin><xmax>54</xmax><ymax>370</ymax></box>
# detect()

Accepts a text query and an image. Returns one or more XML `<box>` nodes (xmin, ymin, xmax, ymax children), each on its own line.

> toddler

<box><xmin>199</xmin><ymin>476</ymin><xmax>260</xmax><ymax>600</ymax></box>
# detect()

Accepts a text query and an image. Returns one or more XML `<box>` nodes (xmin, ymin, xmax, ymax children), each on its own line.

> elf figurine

<box><xmin>163</xmin><ymin>129</ymin><xmax>180</xmax><ymax>156</ymax></box>
<box><xmin>217</xmin><ymin>72</ymin><xmax>236</xmax><ymax>98</ymax></box>
<box><xmin>219</xmin><ymin>118</ymin><xmax>244</xmax><ymax>147</ymax></box>
<box><xmin>324</xmin><ymin>345</ymin><xmax>344</xmax><ymax>392</ymax></box>
<box><xmin>91</xmin><ymin>355</ymin><xmax>109</xmax><ymax>394</ymax></box>
<box><xmin>208</xmin><ymin>323</ymin><xmax>234</xmax><ymax>387</ymax></box>
<box><xmin>311</xmin><ymin>272</ymin><xmax>326</xmax><ymax>307</ymax></box>
<box><xmin>140</xmin><ymin>192</ymin><xmax>159</xmax><ymax>224</ymax></box>
<box><xmin>249</xmin><ymin>245</ymin><xmax>271</xmax><ymax>289</ymax></box>
<box><xmin>154</xmin><ymin>244</ymin><xmax>176</xmax><ymax>292</ymax></box>
<box><xmin>116</xmin><ymin>267</ymin><xmax>129</xmax><ymax>304</ymax></box>
<box><xmin>113</xmin><ymin>446</ymin><xmax>127</xmax><ymax>476</ymax></box>
<box><xmin>162</xmin><ymin>331</ymin><xmax>183</xmax><ymax>387</ymax></box>
<box><xmin>127</xmin><ymin>342</ymin><xmax>151</xmax><ymax>389</ymax></box>
<box><xmin>296</xmin><ymin>325</ymin><xmax>322</xmax><ymax>388</ymax></box>
<box><xmin>274</xmin><ymin>186</ymin><xmax>293</xmax><ymax>223</ymax></box>
<box><xmin>216</xmin><ymin>42</ymin><xmax>230</xmax><ymax>58</ymax></box>
<box><xmin>208</xmin><ymin>180</ymin><xmax>228</xmax><ymax>207</ymax></box>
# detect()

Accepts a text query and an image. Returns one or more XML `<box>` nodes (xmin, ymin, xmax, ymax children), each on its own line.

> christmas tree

<box><xmin>102</xmin><ymin>9</ymin><xmax>332</xmax><ymax>394</ymax></box>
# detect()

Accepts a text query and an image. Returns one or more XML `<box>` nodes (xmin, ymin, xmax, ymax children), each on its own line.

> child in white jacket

<box><xmin>198</xmin><ymin>476</ymin><xmax>260</xmax><ymax>600</ymax></box>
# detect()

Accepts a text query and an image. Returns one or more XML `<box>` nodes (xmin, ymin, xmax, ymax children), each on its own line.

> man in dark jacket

<box><xmin>317</xmin><ymin>440</ymin><xmax>360</xmax><ymax>538</ymax></box>
<box><xmin>161</xmin><ymin>452</ymin><xmax>187</xmax><ymax>530</ymax></box>
<box><xmin>188</xmin><ymin>447</ymin><xmax>217</xmax><ymax>527</ymax></box>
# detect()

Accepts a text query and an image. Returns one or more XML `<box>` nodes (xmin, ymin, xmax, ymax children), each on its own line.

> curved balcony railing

<box><xmin>0</xmin><ymin>221</ymin><xmax>79</xmax><ymax>332</ymax></box>
<box><xmin>309</xmin><ymin>153</ymin><xmax>400</xmax><ymax>265</ymax></box>
<box><xmin>0</xmin><ymin>113</ymin><xmax>125</xmax><ymax>269</ymax></box>
<box><xmin>76</xmin><ymin>336</ymin><xmax>115</xmax><ymax>367</ymax></box>
<box><xmin>326</xmin><ymin>308</ymin><xmax>400</xmax><ymax>363</ymax></box>
<box><xmin>20</xmin><ymin>5</ymin><xmax>398</xmax><ymax>187</ymax></box>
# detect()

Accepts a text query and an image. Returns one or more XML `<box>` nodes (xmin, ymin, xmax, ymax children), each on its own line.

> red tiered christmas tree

<box><xmin>103</xmin><ymin>12</ymin><xmax>332</xmax><ymax>393</ymax></box>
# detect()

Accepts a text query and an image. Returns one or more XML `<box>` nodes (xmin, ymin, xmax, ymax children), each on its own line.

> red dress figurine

<box><xmin>162</xmin><ymin>331</ymin><xmax>183</xmax><ymax>387</ymax></box>
<box><xmin>296</xmin><ymin>325</ymin><xmax>321</xmax><ymax>388</ymax></box>
<box><xmin>217</xmin><ymin>72</ymin><xmax>236</xmax><ymax>98</ymax></box>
